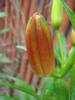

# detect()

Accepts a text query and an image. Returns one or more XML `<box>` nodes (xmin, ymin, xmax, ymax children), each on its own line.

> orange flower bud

<box><xmin>25</xmin><ymin>13</ymin><xmax>55</xmax><ymax>77</ymax></box>
<box><xmin>71</xmin><ymin>29</ymin><xmax>75</xmax><ymax>46</ymax></box>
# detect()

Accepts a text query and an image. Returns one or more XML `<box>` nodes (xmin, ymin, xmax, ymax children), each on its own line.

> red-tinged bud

<box><xmin>71</xmin><ymin>29</ymin><xmax>75</xmax><ymax>46</ymax></box>
<box><xmin>25</xmin><ymin>12</ymin><xmax>55</xmax><ymax>77</ymax></box>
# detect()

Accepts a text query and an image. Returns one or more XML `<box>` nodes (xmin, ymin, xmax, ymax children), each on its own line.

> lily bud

<box><xmin>25</xmin><ymin>12</ymin><xmax>55</xmax><ymax>77</ymax></box>
<box><xmin>71</xmin><ymin>29</ymin><xmax>75</xmax><ymax>46</ymax></box>
<box><xmin>51</xmin><ymin>0</ymin><xmax>63</xmax><ymax>29</ymax></box>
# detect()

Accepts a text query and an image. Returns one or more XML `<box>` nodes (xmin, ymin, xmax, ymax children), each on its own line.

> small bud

<box><xmin>71</xmin><ymin>29</ymin><xmax>75</xmax><ymax>46</ymax></box>
<box><xmin>25</xmin><ymin>12</ymin><xmax>55</xmax><ymax>77</ymax></box>
<box><xmin>51</xmin><ymin>0</ymin><xmax>63</xmax><ymax>29</ymax></box>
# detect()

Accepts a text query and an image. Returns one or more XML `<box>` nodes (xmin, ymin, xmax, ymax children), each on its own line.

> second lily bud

<box><xmin>51</xmin><ymin>0</ymin><xmax>64</xmax><ymax>29</ymax></box>
<box><xmin>70</xmin><ymin>29</ymin><xmax>75</xmax><ymax>46</ymax></box>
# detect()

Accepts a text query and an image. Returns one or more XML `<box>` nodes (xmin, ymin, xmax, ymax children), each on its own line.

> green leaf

<box><xmin>0</xmin><ymin>73</ymin><xmax>40</xmax><ymax>100</ymax></box>
<box><xmin>0</xmin><ymin>96</ymin><xmax>16</xmax><ymax>100</ymax></box>
<box><xmin>0</xmin><ymin>53</ymin><xmax>3</xmax><ymax>56</ymax></box>
<box><xmin>0</xmin><ymin>12</ymin><xmax>8</xmax><ymax>18</ymax></box>
<box><xmin>15</xmin><ymin>92</ymin><xmax>31</xmax><ymax>100</ymax></box>
<box><xmin>43</xmin><ymin>95</ymin><xmax>57</xmax><ymax>100</ymax></box>
<box><xmin>62</xmin><ymin>0</ymin><xmax>75</xmax><ymax>30</ymax></box>
<box><xmin>0</xmin><ymin>55</ymin><xmax>11</xmax><ymax>64</ymax></box>
<box><xmin>0</xmin><ymin>28</ymin><xmax>10</xmax><ymax>35</ymax></box>
<box><xmin>16</xmin><ymin>45</ymin><xmax>27</xmax><ymax>52</ymax></box>
<box><xmin>72</xmin><ymin>87</ymin><xmax>75</xmax><ymax>100</ymax></box>
<box><xmin>61</xmin><ymin>33</ymin><xmax>68</xmax><ymax>61</ymax></box>
<box><xmin>54</xmin><ymin>79</ymin><xmax>69</xmax><ymax>100</ymax></box>
<box><xmin>40</xmin><ymin>77</ymin><xmax>54</xmax><ymax>99</ymax></box>
<box><xmin>54</xmin><ymin>48</ymin><xmax>62</xmax><ymax>64</ymax></box>
<box><xmin>70</xmin><ymin>64</ymin><xmax>75</xmax><ymax>100</ymax></box>
<box><xmin>56</xmin><ymin>33</ymin><xmax>68</xmax><ymax>65</ymax></box>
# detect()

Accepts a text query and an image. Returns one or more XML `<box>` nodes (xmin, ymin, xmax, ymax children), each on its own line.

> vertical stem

<box><xmin>56</xmin><ymin>30</ymin><xmax>64</xmax><ymax>65</ymax></box>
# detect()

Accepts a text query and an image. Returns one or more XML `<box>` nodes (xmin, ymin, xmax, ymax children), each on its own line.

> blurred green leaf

<box><xmin>72</xmin><ymin>87</ymin><xmax>75</xmax><ymax>100</ymax></box>
<box><xmin>0</xmin><ymin>96</ymin><xmax>16</xmax><ymax>100</ymax></box>
<box><xmin>15</xmin><ymin>92</ymin><xmax>31</xmax><ymax>100</ymax></box>
<box><xmin>62</xmin><ymin>0</ymin><xmax>75</xmax><ymax>30</ymax></box>
<box><xmin>0</xmin><ymin>73</ymin><xmax>40</xmax><ymax>100</ymax></box>
<box><xmin>0</xmin><ymin>28</ymin><xmax>10</xmax><ymax>35</ymax></box>
<box><xmin>0</xmin><ymin>12</ymin><xmax>8</xmax><ymax>18</ymax></box>
<box><xmin>54</xmin><ymin>48</ymin><xmax>62</xmax><ymax>64</ymax></box>
<box><xmin>54</xmin><ymin>79</ymin><xmax>69</xmax><ymax>100</ymax></box>
<box><xmin>56</xmin><ymin>33</ymin><xmax>68</xmax><ymax>64</ymax></box>
<box><xmin>43</xmin><ymin>95</ymin><xmax>57</xmax><ymax>100</ymax></box>
<box><xmin>40</xmin><ymin>77</ymin><xmax>54</xmax><ymax>99</ymax></box>
<box><xmin>70</xmin><ymin>64</ymin><xmax>75</xmax><ymax>100</ymax></box>
<box><xmin>0</xmin><ymin>80</ymin><xmax>8</xmax><ymax>87</ymax></box>
<box><xmin>61</xmin><ymin>33</ymin><xmax>68</xmax><ymax>61</ymax></box>
<box><xmin>0</xmin><ymin>55</ymin><xmax>11</xmax><ymax>64</ymax></box>
<box><xmin>0</xmin><ymin>53</ymin><xmax>3</xmax><ymax>56</ymax></box>
<box><xmin>16</xmin><ymin>45</ymin><xmax>27</xmax><ymax>52</ymax></box>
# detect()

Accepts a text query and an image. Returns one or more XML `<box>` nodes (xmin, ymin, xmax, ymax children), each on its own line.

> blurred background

<box><xmin>0</xmin><ymin>0</ymin><xmax>75</xmax><ymax>96</ymax></box>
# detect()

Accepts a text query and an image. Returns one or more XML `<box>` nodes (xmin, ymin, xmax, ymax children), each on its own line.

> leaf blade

<box><xmin>54</xmin><ymin>79</ymin><xmax>69</xmax><ymax>100</ymax></box>
<box><xmin>0</xmin><ymin>28</ymin><xmax>10</xmax><ymax>35</ymax></box>
<box><xmin>70</xmin><ymin>64</ymin><xmax>75</xmax><ymax>100</ymax></box>
<box><xmin>62</xmin><ymin>0</ymin><xmax>75</xmax><ymax>30</ymax></box>
<box><xmin>0</xmin><ymin>12</ymin><xmax>8</xmax><ymax>18</ymax></box>
<box><xmin>0</xmin><ymin>56</ymin><xmax>11</xmax><ymax>64</ymax></box>
<box><xmin>0</xmin><ymin>73</ymin><xmax>40</xmax><ymax>100</ymax></box>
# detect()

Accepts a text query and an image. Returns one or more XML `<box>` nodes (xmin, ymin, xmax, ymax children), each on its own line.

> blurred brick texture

<box><xmin>0</xmin><ymin>0</ymin><xmax>75</xmax><ymax>90</ymax></box>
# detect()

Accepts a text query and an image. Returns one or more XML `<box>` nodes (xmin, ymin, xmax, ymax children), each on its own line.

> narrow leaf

<box><xmin>15</xmin><ymin>92</ymin><xmax>31</xmax><ymax>100</ymax></box>
<box><xmin>0</xmin><ymin>96</ymin><xmax>16</xmax><ymax>100</ymax></box>
<box><xmin>54</xmin><ymin>79</ymin><xmax>69</xmax><ymax>100</ymax></box>
<box><xmin>16</xmin><ymin>45</ymin><xmax>27</xmax><ymax>52</ymax></box>
<box><xmin>43</xmin><ymin>95</ymin><xmax>57</xmax><ymax>100</ymax></box>
<box><xmin>0</xmin><ymin>12</ymin><xmax>8</xmax><ymax>18</ymax></box>
<box><xmin>0</xmin><ymin>28</ymin><xmax>10</xmax><ymax>35</ymax></box>
<box><xmin>40</xmin><ymin>77</ymin><xmax>54</xmax><ymax>100</ymax></box>
<box><xmin>0</xmin><ymin>56</ymin><xmax>11</xmax><ymax>64</ymax></box>
<box><xmin>54</xmin><ymin>48</ymin><xmax>62</xmax><ymax>64</ymax></box>
<box><xmin>72</xmin><ymin>87</ymin><xmax>75</xmax><ymax>100</ymax></box>
<box><xmin>62</xmin><ymin>0</ymin><xmax>75</xmax><ymax>30</ymax></box>
<box><xmin>61</xmin><ymin>33</ymin><xmax>68</xmax><ymax>61</ymax></box>
<box><xmin>70</xmin><ymin>64</ymin><xmax>75</xmax><ymax>100</ymax></box>
<box><xmin>0</xmin><ymin>73</ymin><xmax>40</xmax><ymax>100</ymax></box>
<box><xmin>56</xmin><ymin>33</ymin><xmax>68</xmax><ymax>64</ymax></box>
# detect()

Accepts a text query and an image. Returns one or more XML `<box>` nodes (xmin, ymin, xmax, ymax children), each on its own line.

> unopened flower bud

<box><xmin>25</xmin><ymin>12</ymin><xmax>55</xmax><ymax>77</ymax></box>
<box><xmin>71</xmin><ymin>29</ymin><xmax>75</xmax><ymax>46</ymax></box>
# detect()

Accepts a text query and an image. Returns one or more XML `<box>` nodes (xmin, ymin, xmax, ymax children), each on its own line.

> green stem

<box><xmin>54</xmin><ymin>46</ymin><xmax>75</xmax><ymax>78</ymax></box>
<box><xmin>56</xmin><ymin>30</ymin><xmax>64</xmax><ymax>65</ymax></box>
